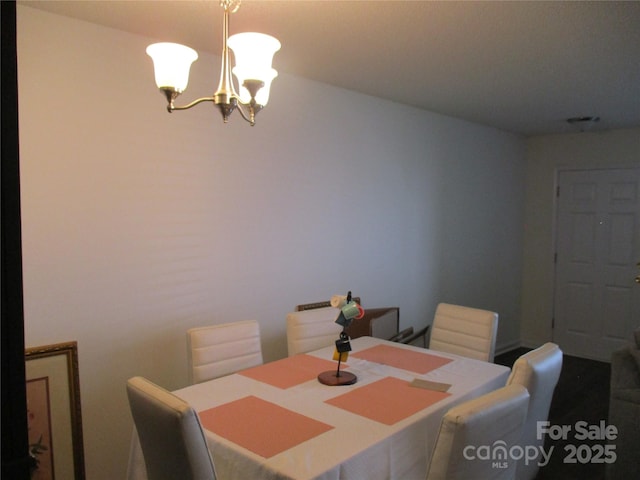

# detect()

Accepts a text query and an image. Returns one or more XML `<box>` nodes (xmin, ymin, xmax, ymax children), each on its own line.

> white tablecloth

<box><xmin>127</xmin><ymin>336</ymin><xmax>510</xmax><ymax>480</ymax></box>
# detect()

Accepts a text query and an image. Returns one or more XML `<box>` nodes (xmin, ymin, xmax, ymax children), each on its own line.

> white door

<box><xmin>553</xmin><ymin>167</ymin><xmax>640</xmax><ymax>361</ymax></box>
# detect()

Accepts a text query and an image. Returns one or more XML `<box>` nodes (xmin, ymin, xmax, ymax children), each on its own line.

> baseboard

<box><xmin>519</xmin><ymin>338</ymin><xmax>549</xmax><ymax>349</ymax></box>
<box><xmin>495</xmin><ymin>339</ymin><xmax>522</xmax><ymax>356</ymax></box>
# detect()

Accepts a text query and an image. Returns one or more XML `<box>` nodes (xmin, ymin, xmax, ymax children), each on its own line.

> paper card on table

<box><xmin>351</xmin><ymin>344</ymin><xmax>453</xmax><ymax>374</ymax></box>
<box><xmin>410</xmin><ymin>378</ymin><xmax>451</xmax><ymax>392</ymax></box>
<box><xmin>199</xmin><ymin>396</ymin><xmax>333</xmax><ymax>458</ymax></box>
<box><xmin>239</xmin><ymin>354</ymin><xmax>347</xmax><ymax>389</ymax></box>
<box><xmin>325</xmin><ymin>376</ymin><xmax>451</xmax><ymax>425</ymax></box>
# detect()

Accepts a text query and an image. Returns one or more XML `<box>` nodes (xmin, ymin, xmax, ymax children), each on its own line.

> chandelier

<box><xmin>146</xmin><ymin>0</ymin><xmax>280</xmax><ymax>126</ymax></box>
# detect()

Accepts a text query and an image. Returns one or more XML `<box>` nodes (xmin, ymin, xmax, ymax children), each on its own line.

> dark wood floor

<box><xmin>495</xmin><ymin>348</ymin><xmax>611</xmax><ymax>480</ymax></box>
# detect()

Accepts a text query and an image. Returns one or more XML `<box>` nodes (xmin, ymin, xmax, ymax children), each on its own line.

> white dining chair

<box><xmin>429</xmin><ymin>303</ymin><xmax>499</xmax><ymax>362</ymax></box>
<box><xmin>505</xmin><ymin>342</ymin><xmax>563</xmax><ymax>480</ymax></box>
<box><xmin>187</xmin><ymin>320</ymin><xmax>263</xmax><ymax>384</ymax></box>
<box><xmin>126</xmin><ymin>376</ymin><xmax>217</xmax><ymax>480</ymax></box>
<box><xmin>426</xmin><ymin>384</ymin><xmax>529</xmax><ymax>480</ymax></box>
<box><xmin>286</xmin><ymin>306</ymin><xmax>343</xmax><ymax>356</ymax></box>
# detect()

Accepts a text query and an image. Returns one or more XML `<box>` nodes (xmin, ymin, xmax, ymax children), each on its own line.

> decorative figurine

<box><xmin>318</xmin><ymin>291</ymin><xmax>365</xmax><ymax>386</ymax></box>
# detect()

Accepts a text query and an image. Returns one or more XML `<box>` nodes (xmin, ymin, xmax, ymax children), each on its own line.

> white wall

<box><xmin>521</xmin><ymin>128</ymin><xmax>640</xmax><ymax>346</ymax></box>
<box><xmin>17</xmin><ymin>6</ymin><xmax>525</xmax><ymax>478</ymax></box>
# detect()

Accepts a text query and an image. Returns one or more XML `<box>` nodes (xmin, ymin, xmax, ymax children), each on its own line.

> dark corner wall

<box><xmin>2</xmin><ymin>1</ymin><xmax>30</xmax><ymax>478</ymax></box>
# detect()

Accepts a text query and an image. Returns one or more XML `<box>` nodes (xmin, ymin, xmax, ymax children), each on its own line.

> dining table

<box><xmin>127</xmin><ymin>336</ymin><xmax>510</xmax><ymax>480</ymax></box>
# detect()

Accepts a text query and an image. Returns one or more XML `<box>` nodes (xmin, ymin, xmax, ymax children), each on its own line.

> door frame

<box><xmin>551</xmin><ymin>165</ymin><xmax>640</xmax><ymax>361</ymax></box>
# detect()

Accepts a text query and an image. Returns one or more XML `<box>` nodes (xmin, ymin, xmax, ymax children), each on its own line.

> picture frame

<box><xmin>25</xmin><ymin>341</ymin><xmax>85</xmax><ymax>480</ymax></box>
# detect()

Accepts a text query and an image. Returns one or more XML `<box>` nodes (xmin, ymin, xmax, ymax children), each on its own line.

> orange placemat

<box><xmin>239</xmin><ymin>354</ymin><xmax>347</xmax><ymax>389</ymax></box>
<box><xmin>199</xmin><ymin>396</ymin><xmax>333</xmax><ymax>458</ymax></box>
<box><xmin>351</xmin><ymin>344</ymin><xmax>453</xmax><ymax>374</ymax></box>
<box><xmin>325</xmin><ymin>377</ymin><xmax>451</xmax><ymax>425</ymax></box>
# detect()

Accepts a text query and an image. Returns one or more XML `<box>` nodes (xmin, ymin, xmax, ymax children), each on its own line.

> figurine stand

<box><xmin>317</xmin><ymin>353</ymin><xmax>357</xmax><ymax>386</ymax></box>
<box><xmin>317</xmin><ymin>370</ymin><xmax>357</xmax><ymax>386</ymax></box>
<box><xmin>318</xmin><ymin>294</ymin><xmax>361</xmax><ymax>386</ymax></box>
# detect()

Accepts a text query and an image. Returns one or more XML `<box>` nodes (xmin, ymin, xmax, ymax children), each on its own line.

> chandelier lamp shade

<box><xmin>146</xmin><ymin>0</ymin><xmax>280</xmax><ymax>126</ymax></box>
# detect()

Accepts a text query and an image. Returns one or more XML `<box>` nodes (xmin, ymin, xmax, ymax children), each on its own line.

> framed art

<box><xmin>25</xmin><ymin>341</ymin><xmax>85</xmax><ymax>480</ymax></box>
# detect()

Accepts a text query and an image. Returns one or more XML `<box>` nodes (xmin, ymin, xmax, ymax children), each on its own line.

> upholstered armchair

<box><xmin>607</xmin><ymin>328</ymin><xmax>640</xmax><ymax>479</ymax></box>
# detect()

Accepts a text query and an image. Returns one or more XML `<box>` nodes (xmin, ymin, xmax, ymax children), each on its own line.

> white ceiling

<box><xmin>20</xmin><ymin>0</ymin><xmax>640</xmax><ymax>136</ymax></box>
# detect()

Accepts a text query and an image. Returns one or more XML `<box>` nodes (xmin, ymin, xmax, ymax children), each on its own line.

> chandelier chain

<box><xmin>221</xmin><ymin>0</ymin><xmax>241</xmax><ymax>14</ymax></box>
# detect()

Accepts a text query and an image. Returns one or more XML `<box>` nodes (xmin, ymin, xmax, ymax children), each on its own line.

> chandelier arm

<box><xmin>235</xmin><ymin>103</ymin><xmax>256</xmax><ymax>126</ymax></box>
<box><xmin>169</xmin><ymin>97</ymin><xmax>216</xmax><ymax>112</ymax></box>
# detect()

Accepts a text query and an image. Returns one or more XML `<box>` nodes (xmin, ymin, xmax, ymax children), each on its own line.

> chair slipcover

<box><xmin>286</xmin><ymin>306</ymin><xmax>343</xmax><ymax>356</ymax></box>
<box><xmin>429</xmin><ymin>303</ymin><xmax>499</xmax><ymax>362</ymax></box>
<box><xmin>126</xmin><ymin>376</ymin><xmax>217</xmax><ymax>480</ymax></box>
<box><xmin>187</xmin><ymin>320</ymin><xmax>263</xmax><ymax>384</ymax></box>
<box><xmin>426</xmin><ymin>384</ymin><xmax>529</xmax><ymax>480</ymax></box>
<box><xmin>506</xmin><ymin>342</ymin><xmax>563</xmax><ymax>480</ymax></box>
